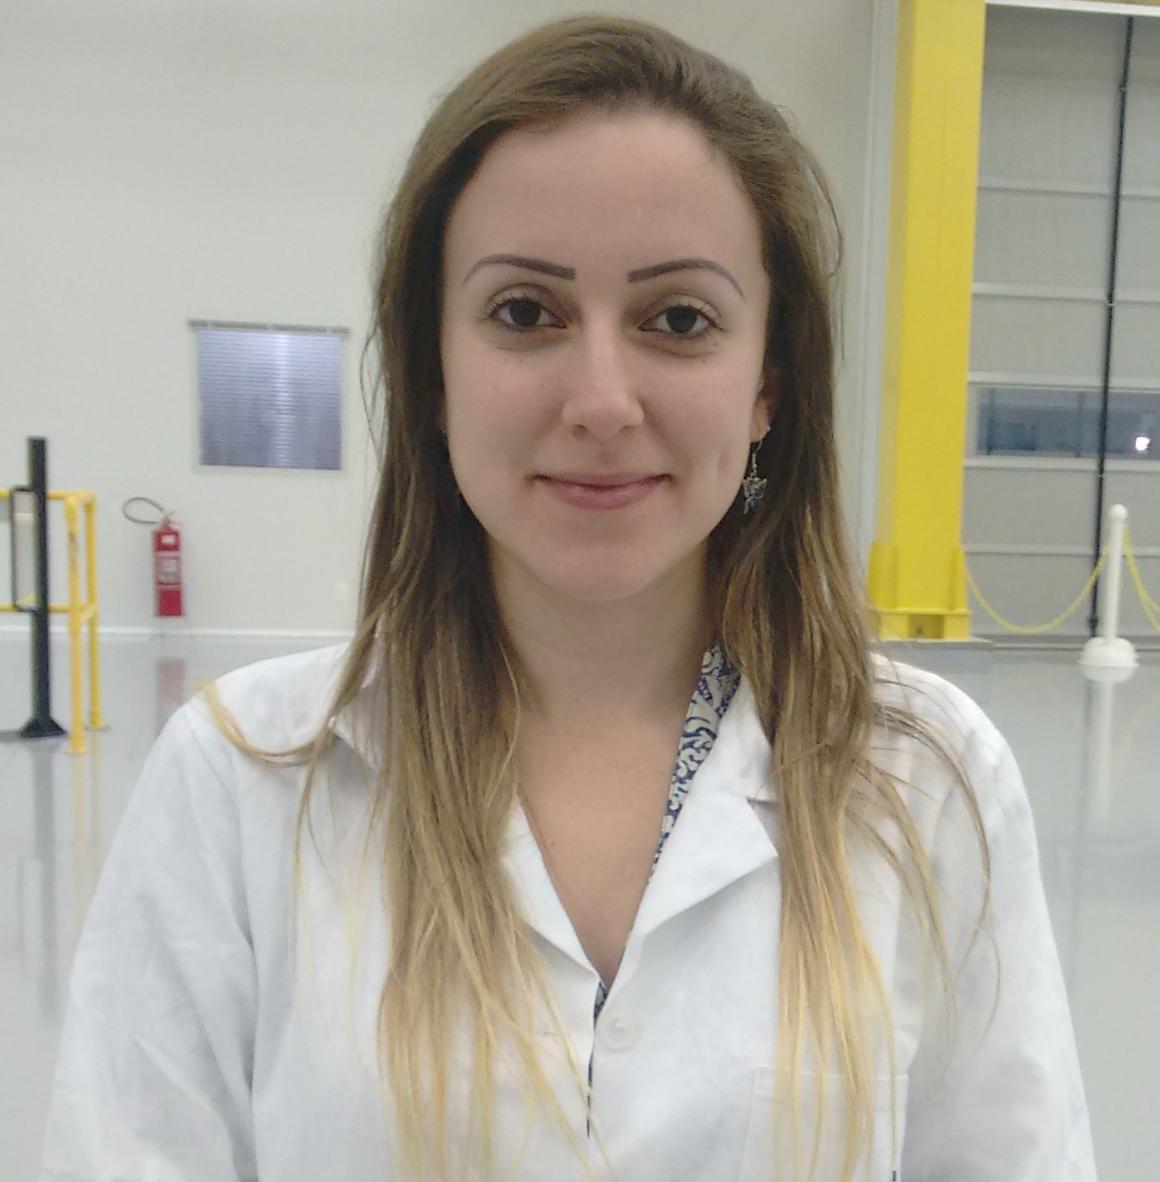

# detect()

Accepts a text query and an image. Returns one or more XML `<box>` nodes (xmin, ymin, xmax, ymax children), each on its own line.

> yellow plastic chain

<box><xmin>1123</xmin><ymin>526</ymin><xmax>1160</xmax><ymax>633</ymax></box>
<box><xmin>962</xmin><ymin>551</ymin><xmax>1107</xmax><ymax>636</ymax></box>
<box><xmin>964</xmin><ymin>524</ymin><xmax>1160</xmax><ymax>636</ymax></box>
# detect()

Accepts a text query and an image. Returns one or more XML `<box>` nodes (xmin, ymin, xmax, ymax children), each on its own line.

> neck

<box><xmin>493</xmin><ymin>551</ymin><xmax>712</xmax><ymax>736</ymax></box>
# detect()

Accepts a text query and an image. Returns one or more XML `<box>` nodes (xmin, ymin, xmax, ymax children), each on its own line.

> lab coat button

<box><xmin>599</xmin><ymin>1010</ymin><xmax>639</xmax><ymax>1050</ymax></box>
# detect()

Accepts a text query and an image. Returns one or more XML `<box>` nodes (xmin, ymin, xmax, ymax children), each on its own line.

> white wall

<box><xmin>0</xmin><ymin>0</ymin><xmax>876</xmax><ymax>635</ymax></box>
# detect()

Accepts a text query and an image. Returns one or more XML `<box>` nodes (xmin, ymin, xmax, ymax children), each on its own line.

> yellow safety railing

<box><xmin>964</xmin><ymin>526</ymin><xmax>1160</xmax><ymax>637</ymax></box>
<box><xmin>1</xmin><ymin>489</ymin><xmax>103</xmax><ymax>753</ymax></box>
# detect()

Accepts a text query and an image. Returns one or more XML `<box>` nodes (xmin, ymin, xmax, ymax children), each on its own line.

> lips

<box><xmin>543</xmin><ymin>472</ymin><xmax>661</xmax><ymax>487</ymax></box>
<box><xmin>536</xmin><ymin>473</ymin><xmax>666</xmax><ymax>510</ymax></box>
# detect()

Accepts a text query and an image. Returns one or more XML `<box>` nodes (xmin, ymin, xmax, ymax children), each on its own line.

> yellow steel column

<box><xmin>867</xmin><ymin>0</ymin><xmax>986</xmax><ymax>639</ymax></box>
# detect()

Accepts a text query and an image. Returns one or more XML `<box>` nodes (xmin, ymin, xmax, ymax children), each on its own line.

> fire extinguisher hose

<box><xmin>122</xmin><ymin>497</ymin><xmax>177</xmax><ymax>527</ymax></box>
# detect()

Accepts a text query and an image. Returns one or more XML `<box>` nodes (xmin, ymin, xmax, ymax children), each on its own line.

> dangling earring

<box><xmin>742</xmin><ymin>438</ymin><xmax>767</xmax><ymax>514</ymax></box>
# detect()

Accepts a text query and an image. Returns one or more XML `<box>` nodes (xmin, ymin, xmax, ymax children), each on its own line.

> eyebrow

<box><xmin>464</xmin><ymin>254</ymin><xmax>576</xmax><ymax>283</ymax></box>
<box><xmin>628</xmin><ymin>258</ymin><xmax>744</xmax><ymax>298</ymax></box>
<box><xmin>463</xmin><ymin>254</ymin><xmax>744</xmax><ymax>298</ymax></box>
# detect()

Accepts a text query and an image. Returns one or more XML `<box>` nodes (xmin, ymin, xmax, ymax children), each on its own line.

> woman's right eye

<box><xmin>487</xmin><ymin>296</ymin><xmax>562</xmax><ymax>332</ymax></box>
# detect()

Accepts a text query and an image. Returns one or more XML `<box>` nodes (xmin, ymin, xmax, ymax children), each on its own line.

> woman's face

<box><xmin>440</xmin><ymin>108</ymin><xmax>773</xmax><ymax>609</ymax></box>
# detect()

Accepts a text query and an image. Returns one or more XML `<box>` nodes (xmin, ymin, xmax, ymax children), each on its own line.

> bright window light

<box><xmin>1135</xmin><ymin>435</ymin><xmax>1151</xmax><ymax>454</ymax></box>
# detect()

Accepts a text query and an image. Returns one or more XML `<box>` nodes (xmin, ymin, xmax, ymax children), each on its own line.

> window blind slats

<box><xmin>196</xmin><ymin>327</ymin><xmax>342</xmax><ymax>471</ymax></box>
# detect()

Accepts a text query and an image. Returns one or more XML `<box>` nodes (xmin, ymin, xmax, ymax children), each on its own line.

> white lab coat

<box><xmin>40</xmin><ymin>645</ymin><xmax>1097</xmax><ymax>1181</ymax></box>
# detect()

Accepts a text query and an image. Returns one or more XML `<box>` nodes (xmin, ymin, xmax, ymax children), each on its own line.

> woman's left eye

<box><xmin>642</xmin><ymin>303</ymin><xmax>718</xmax><ymax>339</ymax></box>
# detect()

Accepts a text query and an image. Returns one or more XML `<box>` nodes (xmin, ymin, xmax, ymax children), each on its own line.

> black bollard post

<box><xmin>19</xmin><ymin>437</ymin><xmax>66</xmax><ymax>740</ymax></box>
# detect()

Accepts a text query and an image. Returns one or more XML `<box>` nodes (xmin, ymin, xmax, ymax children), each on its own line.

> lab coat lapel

<box><xmin>333</xmin><ymin>654</ymin><xmax>780</xmax><ymax>977</ymax></box>
<box><xmin>325</xmin><ymin>656</ymin><xmax>590</xmax><ymax>969</ymax></box>
<box><xmin>500</xmin><ymin>677</ymin><xmax>779</xmax><ymax>978</ymax></box>
<box><xmin>630</xmin><ymin>678</ymin><xmax>777</xmax><ymax>944</ymax></box>
<box><xmin>502</xmin><ymin>801</ymin><xmax>595</xmax><ymax>968</ymax></box>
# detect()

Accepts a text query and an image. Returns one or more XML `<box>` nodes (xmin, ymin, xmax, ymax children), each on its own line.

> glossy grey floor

<box><xmin>2</xmin><ymin>635</ymin><xmax>1157</xmax><ymax>1180</ymax></box>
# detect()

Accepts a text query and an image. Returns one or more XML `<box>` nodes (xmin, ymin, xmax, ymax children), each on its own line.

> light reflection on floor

<box><xmin>2</xmin><ymin>634</ymin><xmax>1157</xmax><ymax>1180</ymax></box>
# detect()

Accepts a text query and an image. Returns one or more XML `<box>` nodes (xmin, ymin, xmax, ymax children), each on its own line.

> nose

<box><xmin>559</xmin><ymin>322</ymin><xmax>645</xmax><ymax>440</ymax></box>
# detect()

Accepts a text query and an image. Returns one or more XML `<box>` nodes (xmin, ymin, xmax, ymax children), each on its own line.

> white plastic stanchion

<box><xmin>1081</xmin><ymin>678</ymin><xmax>1117</xmax><ymax>826</ymax></box>
<box><xmin>1079</xmin><ymin>503</ymin><xmax>1137</xmax><ymax>684</ymax></box>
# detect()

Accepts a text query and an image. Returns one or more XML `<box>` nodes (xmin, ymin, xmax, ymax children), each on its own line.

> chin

<box><xmin>537</xmin><ymin>541</ymin><xmax>707</xmax><ymax>607</ymax></box>
<box><xmin>486</xmin><ymin>519</ymin><xmax>710</xmax><ymax>609</ymax></box>
<box><xmin>536</xmin><ymin>564</ymin><xmax>660</xmax><ymax>606</ymax></box>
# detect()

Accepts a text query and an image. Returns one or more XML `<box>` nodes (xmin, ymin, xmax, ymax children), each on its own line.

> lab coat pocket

<box><xmin>738</xmin><ymin>1069</ymin><xmax>908</xmax><ymax>1182</ymax></box>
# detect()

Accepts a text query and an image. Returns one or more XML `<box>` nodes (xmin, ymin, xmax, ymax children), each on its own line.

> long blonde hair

<box><xmin>208</xmin><ymin>15</ymin><xmax>991</xmax><ymax>1180</ymax></box>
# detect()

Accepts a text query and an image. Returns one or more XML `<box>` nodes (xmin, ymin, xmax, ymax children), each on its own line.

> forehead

<box><xmin>443</xmin><ymin>108</ymin><xmax>766</xmax><ymax>283</ymax></box>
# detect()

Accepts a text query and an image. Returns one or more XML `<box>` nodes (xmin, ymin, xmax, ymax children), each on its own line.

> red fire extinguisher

<box><xmin>152</xmin><ymin>516</ymin><xmax>183</xmax><ymax>617</ymax></box>
<box><xmin>124</xmin><ymin>498</ymin><xmax>184</xmax><ymax>617</ymax></box>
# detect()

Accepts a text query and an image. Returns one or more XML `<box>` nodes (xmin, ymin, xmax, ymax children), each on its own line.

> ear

<box><xmin>751</xmin><ymin>365</ymin><xmax>780</xmax><ymax>441</ymax></box>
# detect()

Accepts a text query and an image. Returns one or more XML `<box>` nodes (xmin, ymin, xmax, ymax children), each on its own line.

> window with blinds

<box><xmin>194</xmin><ymin>323</ymin><xmax>345</xmax><ymax>471</ymax></box>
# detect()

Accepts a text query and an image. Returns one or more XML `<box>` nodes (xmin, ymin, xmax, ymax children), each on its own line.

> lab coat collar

<box><xmin>501</xmin><ymin>675</ymin><xmax>778</xmax><ymax>978</ymax></box>
<box><xmin>318</xmin><ymin>644</ymin><xmax>381</xmax><ymax>765</ymax></box>
<box><xmin>324</xmin><ymin>648</ymin><xmax>779</xmax><ymax>977</ymax></box>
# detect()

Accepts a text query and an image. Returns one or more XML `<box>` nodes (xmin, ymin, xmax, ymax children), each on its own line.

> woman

<box><xmin>41</xmin><ymin>15</ymin><xmax>1095</xmax><ymax>1182</ymax></box>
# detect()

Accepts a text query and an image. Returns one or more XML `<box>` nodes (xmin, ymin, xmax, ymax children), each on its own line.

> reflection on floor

<box><xmin>2</xmin><ymin>634</ymin><xmax>1157</xmax><ymax>1179</ymax></box>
